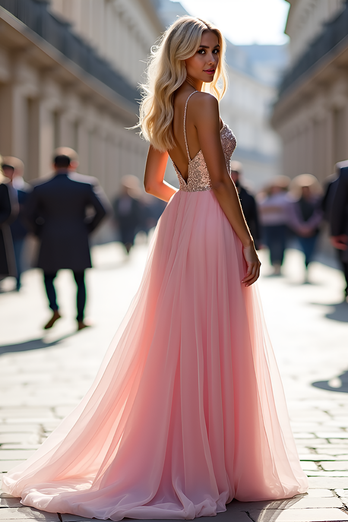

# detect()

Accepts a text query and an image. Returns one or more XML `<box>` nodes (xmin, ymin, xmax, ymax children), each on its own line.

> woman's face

<box><xmin>185</xmin><ymin>30</ymin><xmax>220</xmax><ymax>85</ymax></box>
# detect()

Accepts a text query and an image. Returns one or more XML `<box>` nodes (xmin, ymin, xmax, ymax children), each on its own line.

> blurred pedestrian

<box><xmin>288</xmin><ymin>174</ymin><xmax>323</xmax><ymax>280</ymax></box>
<box><xmin>0</xmin><ymin>159</ymin><xmax>18</xmax><ymax>284</ymax></box>
<box><xmin>138</xmin><ymin>193</ymin><xmax>167</xmax><ymax>236</ymax></box>
<box><xmin>230</xmin><ymin>161</ymin><xmax>261</xmax><ymax>249</ymax></box>
<box><xmin>113</xmin><ymin>176</ymin><xmax>142</xmax><ymax>254</ymax></box>
<box><xmin>330</xmin><ymin>161</ymin><xmax>348</xmax><ymax>301</ymax></box>
<box><xmin>2</xmin><ymin>157</ymin><xmax>30</xmax><ymax>291</ymax></box>
<box><xmin>25</xmin><ymin>152</ymin><xmax>109</xmax><ymax>330</ymax></box>
<box><xmin>258</xmin><ymin>176</ymin><xmax>290</xmax><ymax>275</ymax></box>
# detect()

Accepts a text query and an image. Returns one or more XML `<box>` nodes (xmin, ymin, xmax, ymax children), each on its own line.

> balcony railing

<box><xmin>279</xmin><ymin>1</ymin><xmax>348</xmax><ymax>96</ymax></box>
<box><xmin>0</xmin><ymin>0</ymin><xmax>139</xmax><ymax>108</ymax></box>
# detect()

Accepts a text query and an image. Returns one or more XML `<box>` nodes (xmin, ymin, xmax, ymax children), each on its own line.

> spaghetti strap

<box><xmin>183</xmin><ymin>90</ymin><xmax>198</xmax><ymax>162</ymax></box>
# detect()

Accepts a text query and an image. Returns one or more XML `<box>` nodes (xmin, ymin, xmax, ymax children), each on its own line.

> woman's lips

<box><xmin>204</xmin><ymin>69</ymin><xmax>215</xmax><ymax>75</ymax></box>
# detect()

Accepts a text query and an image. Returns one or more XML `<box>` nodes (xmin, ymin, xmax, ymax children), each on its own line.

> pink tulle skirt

<box><xmin>2</xmin><ymin>190</ymin><xmax>308</xmax><ymax>519</ymax></box>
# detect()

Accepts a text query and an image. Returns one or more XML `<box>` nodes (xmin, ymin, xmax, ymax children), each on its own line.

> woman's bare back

<box><xmin>169</xmin><ymin>88</ymin><xmax>222</xmax><ymax>182</ymax></box>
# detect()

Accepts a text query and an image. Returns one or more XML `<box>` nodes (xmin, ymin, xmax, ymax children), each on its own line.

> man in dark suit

<box><xmin>25</xmin><ymin>153</ymin><xmax>109</xmax><ymax>330</ymax></box>
<box><xmin>230</xmin><ymin>161</ymin><xmax>261</xmax><ymax>250</ymax></box>
<box><xmin>330</xmin><ymin>161</ymin><xmax>348</xmax><ymax>302</ymax></box>
<box><xmin>2</xmin><ymin>157</ymin><xmax>31</xmax><ymax>291</ymax></box>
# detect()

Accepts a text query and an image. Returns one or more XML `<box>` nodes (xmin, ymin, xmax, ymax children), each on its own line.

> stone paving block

<box><xmin>307</xmin><ymin>471</ymin><xmax>348</xmax><ymax>477</ymax></box>
<box><xmin>0</xmin><ymin>492</ymin><xmax>16</xmax><ymax>498</ymax></box>
<box><xmin>320</xmin><ymin>420</ymin><xmax>348</xmax><ymax>428</ymax></box>
<box><xmin>0</xmin><ymin>409</ymin><xmax>54</xmax><ymax>420</ymax></box>
<box><xmin>0</xmin><ymin>434</ymin><xmax>40</xmax><ymax>445</ymax></box>
<box><xmin>336</xmin><ymin>489</ymin><xmax>348</xmax><ymax>497</ymax></box>
<box><xmin>300</xmin><ymin>461</ymin><xmax>318</xmax><ymax>471</ymax></box>
<box><xmin>319</xmin><ymin>447</ymin><xmax>348</xmax><ymax>455</ymax></box>
<box><xmin>280</xmin><ymin>496</ymin><xmax>343</xmax><ymax>507</ymax></box>
<box><xmin>290</xmin><ymin>412</ymin><xmax>332</xmax><ymax>420</ymax></box>
<box><xmin>0</xmin><ymin>451</ymin><xmax>34</xmax><ymax>460</ymax></box>
<box><xmin>54</xmin><ymin>406</ymin><xmax>75</xmax><ymax>419</ymax></box>
<box><xmin>294</xmin><ymin>438</ymin><xmax>330</xmax><ymax>446</ymax></box>
<box><xmin>0</xmin><ymin>507</ymin><xmax>59</xmax><ymax>520</ymax></box>
<box><xmin>0</xmin><ymin>461</ymin><xmax>22</xmax><ymax>473</ymax></box>
<box><xmin>294</xmin><ymin>433</ymin><xmax>316</xmax><ymax>439</ymax></box>
<box><xmin>306</xmin><ymin>488</ymin><xmax>335</xmax><ymax>497</ymax></box>
<box><xmin>232</xmin><ymin>496</ymin><xmax>343</xmax><ymax>509</ymax></box>
<box><xmin>0</xmin><ymin>496</ymin><xmax>22</xmax><ymax>508</ymax></box>
<box><xmin>322</xmin><ymin>461</ymin><xmax>348</xmax><ymax>471</ymax></box>
<box><xmin>248</xmin><ymin>508</ymin><xmax>348</xmax><ymax>521</ymax></box>
<box><xmin>5</xmin><ymin>419</ymin><xmax>54</xmax><ymax>426</ymax></box>
<box><xmin>0</xmin><ymin>426</ymin><xmax>40</xmax><ymax>434</ymax></box>
<box><xmin>299</xmin><ymin>454</ymin><xmax>339</xmax><ymax>461</ymax></box>
<box><xmin>309</xmin><ymin>477</ymin><xmax>348</xmax><ymax>488</ymax></box>
<box><xmin>0</xmin><ymin>445</ymin><xmax>40</xmax><ymax>451</ymax></box>
<box><xmin>328</xmin><ymin>439</ymin><xmax>348</xmax><ymax>446</ymax></box>
<box><xmin>41</xmin><ymin>422</ymin><xmax>61</xmax><ymax>432</ymax></box>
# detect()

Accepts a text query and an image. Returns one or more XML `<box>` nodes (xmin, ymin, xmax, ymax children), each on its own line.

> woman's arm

<box><xmin>193</xmin><ymin>93</ymin><xmax>260</xmax><ymax>286</ymax></box>
<box><xmin>144</xmin><ymin>146</ymin><xmax>178</xmax><ymax>202</ymax></box>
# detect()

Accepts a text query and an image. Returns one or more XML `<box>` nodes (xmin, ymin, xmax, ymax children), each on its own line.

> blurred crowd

<box><xmin>1</xmin><ymin>152</ymin><xmax>348</xmax><ymax>327</ymax></box>
<box><xmin>232</xmin><ymin>160</ymin><xmax>348</xmax><ymax>299</ymax></box>
<box><xmin>0</xmin><ymin>149</ymin><xmax>165</xmax><ymax>329</ymax></box>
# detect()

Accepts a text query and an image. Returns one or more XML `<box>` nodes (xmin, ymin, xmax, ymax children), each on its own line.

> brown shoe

<box><xmin>77</xmin><ymin>321</ymin><xmax>90</xmax><ymax>331</ymax></box>
<box><xmin>44</xmin><ymin>311</ymin><xmax>61</xmax><ymax>329</ymax></box>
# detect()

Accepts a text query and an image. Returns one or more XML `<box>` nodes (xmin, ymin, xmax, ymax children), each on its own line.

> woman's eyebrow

<box><xmin>198</xmin><ymin>44</ymin><xmax>220</xmax><ymax>49</ymax></box>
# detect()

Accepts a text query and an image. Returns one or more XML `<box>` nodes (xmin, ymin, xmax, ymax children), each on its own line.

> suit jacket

<box><xmin>10</xmin><ymin>179</ymin><xmax>31</xmax><ymax>240</ymax></box>
<box><xmin>0</xmin><ymin>183</ymin><xmax>17</xmax><ymax>277</ymax></box>
<box><xmin>238</xmin><ymin>186</ymin><xmax>261</xmax><ymax>249</ymax></box>
<box><xmin>25</xmin><ymin>171</ymin><xmax>108</xmax><ymax>272</ymax></box>
<box><xmin>331</xmin><ymin>166</ymin><xmax>348</xmax><ymax>262</ymax></box>
<box><xmin>331</xmin><ymin>166</ymin><xmax>348</xmax><ymax>236</ymax></box>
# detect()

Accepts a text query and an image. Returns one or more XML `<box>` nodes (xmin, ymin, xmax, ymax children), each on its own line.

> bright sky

<box><xmin>176</xmin><ymin>0</ymin><xmax>290</xmax><ymax>45</ymax></box>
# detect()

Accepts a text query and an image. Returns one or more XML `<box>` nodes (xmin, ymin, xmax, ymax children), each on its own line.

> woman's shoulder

<box><xmin>188</xmin><ymin>92</ymin><xmax>219</xmax><ymax>127</ymax></box>
<box><xmin>190</xmin><ymin>91</ymin><xmax>218</xmax><ymax>110</ymax></box>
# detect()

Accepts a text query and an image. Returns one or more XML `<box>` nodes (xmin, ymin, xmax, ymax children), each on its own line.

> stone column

<box><xmin>305</xmin><ymin>119</ymin><xmax>315</xmax><ymax>175</ymax></box>
<box><xmin>37</xmin><ymin>78</ymin><xmax>62</xmax><ymax>177</ymax></box>
<box><xmin>325</xmin><ymin>109</ymin><xmax>334</xmax><ymax>181</ymax></box>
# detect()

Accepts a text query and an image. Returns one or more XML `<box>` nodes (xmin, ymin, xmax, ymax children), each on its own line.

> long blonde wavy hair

<box><xmin>139</xmin><ymin>16</ymin><xmax>228</xmax><ymax>152</ymax></box>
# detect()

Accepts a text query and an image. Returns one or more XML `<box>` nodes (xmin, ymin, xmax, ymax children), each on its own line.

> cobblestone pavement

<box><xmin>1</xmin><ymin>239</ymin><xmax>348</xmax><ymax>521</ymax></box>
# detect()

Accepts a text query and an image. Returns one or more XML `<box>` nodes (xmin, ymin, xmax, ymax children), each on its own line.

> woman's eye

<box><xmin>213</xmin><ymin>49</ymin><xmax>220</xmax><ymax>54</ymax></box>
<box><xmin>198</xmin><ymin>49</ymin><xmax>205</xmax><ymax>54</ymax></box>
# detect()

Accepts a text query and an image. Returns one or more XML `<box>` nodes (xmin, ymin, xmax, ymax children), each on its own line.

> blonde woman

<box><xmin>3</xmin><ymin>17</ymin><xmax>307</xmax><ymax>520</ymax></box>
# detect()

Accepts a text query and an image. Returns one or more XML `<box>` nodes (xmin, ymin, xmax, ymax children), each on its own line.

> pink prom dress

<box><xmin>2</xmin><ymin>92</ymin><xmax>308</xmax><ymax>520</ymax></box>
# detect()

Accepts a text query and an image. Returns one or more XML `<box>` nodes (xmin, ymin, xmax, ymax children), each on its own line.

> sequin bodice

<box><xmin>172</xmin><ymin>92</ymin><xmax>237</xmax><ymax>193</ymax></box>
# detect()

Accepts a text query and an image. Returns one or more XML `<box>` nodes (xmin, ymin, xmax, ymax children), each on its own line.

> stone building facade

<box><xmin>271</xmin><ymin>0</ymin><xmax>348</xmax><ymax>182</ymax></box>
<box><xmin>0</xmin><ymin>0</ymin><xmax>163</xmax><ymax>199</ymax></box>
<box><xmin>220</xmin><ymin>42</ymin><xmax>285</xmax><ymax>189</ymax></box>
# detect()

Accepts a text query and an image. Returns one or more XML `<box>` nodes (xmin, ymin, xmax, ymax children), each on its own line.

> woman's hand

<box><xmin>242</xmin><ymin>243</ymin><xmax>261</xmax><ymax>286</ymax></box>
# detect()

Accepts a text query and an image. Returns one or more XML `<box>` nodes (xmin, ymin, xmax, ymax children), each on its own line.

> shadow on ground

<box><xmin>309</xmin><ymin>300</ymin><xmax>348</xmax><ymax>322</ymax></box>
<box><xmin>0</xmin><ymin>333</ymin><xmax>76</xmax><ymax>356</ymax></box>
<box><xmin>324</xmin><ymin>301</ymin><xmax>348</xmax><ymax>322</ymax></box>
<box><xmin>312</xmin><ymin>370</ymin><xmax>348</xmax><ymax>393</ymax></box>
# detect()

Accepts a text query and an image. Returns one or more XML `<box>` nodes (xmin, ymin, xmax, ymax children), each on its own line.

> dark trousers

<box><xmin>297</xmin><ymin>234</ymin><xmax>318</xmax><ymax>268</ymax></box>
<box><xmin>263</xmin><ymin>225</ymin><xmax>287</xmax><ymax>266</ymax></box>
<box><xmin>13</xmin><ymin>238</ymin><xmax>25</xmax><ymax>290</ymax></box>
<box><xmin>44</xmin><ymin>271</ymin><xmax>86</xmax><ymax>321</ymax></box>
<box><xmin>337</xmin><ymin>250</ymin><xmax>348</xmax><ymax>296</ymax></box>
